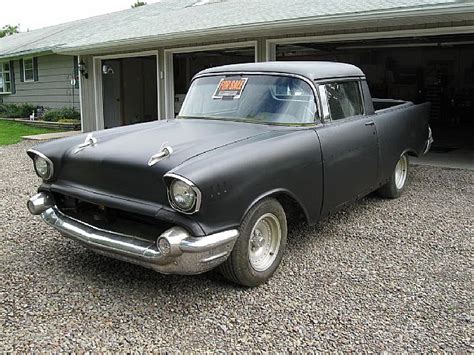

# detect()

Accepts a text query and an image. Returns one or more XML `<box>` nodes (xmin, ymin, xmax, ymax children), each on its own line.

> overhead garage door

<box><xmin>276</xmin><ymin>34</ymin><xmax>474</xmax><ymax>152</ymax></box>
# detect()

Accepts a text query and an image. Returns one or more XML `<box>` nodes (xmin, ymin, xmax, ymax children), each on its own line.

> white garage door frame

<box><xmin>265</xmin><ymin>26</ymin><xmax>474</xmax><ymax>61</ymax></box>
<box><xmin>163</xmin><ymin>41</ymin><xmax>258</xmax><ymax>118</ymax></box>
<box><xmin>92</xmin><ymin>50</ymin><xmax>160</xmax><ymax>130</ymax></box>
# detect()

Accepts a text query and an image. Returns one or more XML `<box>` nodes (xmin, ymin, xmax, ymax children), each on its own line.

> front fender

<box><xmin>170</xmin><ymin>128</ymin><xmax>323</xmax><ymax>235</ymax></box>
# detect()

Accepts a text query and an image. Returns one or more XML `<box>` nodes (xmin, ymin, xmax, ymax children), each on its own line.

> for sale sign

<box><xmin>213</xmin><ymin>78</ymin><xmax>248</xmax><ymax>99</ymax></box>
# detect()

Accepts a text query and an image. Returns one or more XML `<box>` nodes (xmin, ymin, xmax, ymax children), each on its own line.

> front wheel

<box><xmin>219</xmin><ymin>198</ymin><xmax>287</xmax><ymax>287</ymax></box>
<box><xmin>377</xmin><ymin>154</ymin><xmax>409</xmax><ymax>199</ymax></box>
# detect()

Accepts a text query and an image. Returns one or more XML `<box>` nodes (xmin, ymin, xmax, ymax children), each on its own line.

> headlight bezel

<box><xmin>29</xmin><ymin>149</ymin><xmax>54</xmax><ymax>181</ymax></box>
<box><xmin>164</xmin><ymin>173</ymin><xmax>202</xmax><ymax>214</ymax></box>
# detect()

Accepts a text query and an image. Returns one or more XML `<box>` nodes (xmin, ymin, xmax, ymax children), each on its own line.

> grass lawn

<box><xmin>0</xmin><ymin>120</ymin><xmax>61</xmax><ymax>146</ymax></box>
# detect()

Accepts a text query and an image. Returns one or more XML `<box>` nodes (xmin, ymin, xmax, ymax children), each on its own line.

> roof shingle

<box><xmin>0</xmin><ymin>0</ymin><xmax>469</xmax><ymax>58</ymax></box>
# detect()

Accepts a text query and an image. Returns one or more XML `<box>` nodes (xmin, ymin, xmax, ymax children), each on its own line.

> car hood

<box><xmin>42</xmin><ymin>119</ymin><xmax>273</xmax><ymax>205</ymax></box>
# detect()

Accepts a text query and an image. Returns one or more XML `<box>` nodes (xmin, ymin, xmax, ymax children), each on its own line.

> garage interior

<box><xmin>172</xmin><ymin>46</ymin><xmax>255</xmax><ymax>115</ymax></box>
<box><xmin>276</xmin><ymin>34</ymin><xmax>474</xmax><ymax>158</ymax></box>
<box><xmin>102</xmin><ymin>55</ymin><xmax>158</xmax><ymax>129</ymax></box>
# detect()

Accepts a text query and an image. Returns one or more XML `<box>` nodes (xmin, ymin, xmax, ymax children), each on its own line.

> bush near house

<box><xmin>42</xmin><ymin>107</ymin><xmax>81</xmax><ymax>122</ymax></box>
<box><xmin>0</xmin><ymin>104</ymin><xmax>81</xmax><ymax>123</ymax></box>
<box><xmin>0</xmin><ymin>103</ymin><xmax>37</xmax><ymax>118</ymax></box>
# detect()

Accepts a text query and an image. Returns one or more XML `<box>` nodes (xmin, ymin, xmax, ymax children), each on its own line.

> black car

<box><xmin>27</xmin><ymin>62</ymin><xmax>433</xmax><ymax>286</ymax></box>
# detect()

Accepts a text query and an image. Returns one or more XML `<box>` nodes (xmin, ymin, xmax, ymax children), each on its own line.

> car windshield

<box><xmin>178</xmin><ymin>74</ymin><xmax>318</xmax><ymax>125</ymax></box>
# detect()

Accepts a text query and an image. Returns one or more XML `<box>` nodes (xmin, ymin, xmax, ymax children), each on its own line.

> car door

<box><xmin>316</xmin><ymin>79</ymin><xmax>379</xmax><ymax>216</ymax></box>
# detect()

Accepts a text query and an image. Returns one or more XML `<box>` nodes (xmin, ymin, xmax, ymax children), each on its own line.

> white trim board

<box><xmin>77</xmin><ymin>56</ymin><xmax>84</xmax><ymax>133</ymax></box>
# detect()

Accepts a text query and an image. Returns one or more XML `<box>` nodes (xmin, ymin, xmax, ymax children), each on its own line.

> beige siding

<box><xmin>2</xmin><ymin>54</ymin><xmax>80</xmax><ymax>109</ymax></box>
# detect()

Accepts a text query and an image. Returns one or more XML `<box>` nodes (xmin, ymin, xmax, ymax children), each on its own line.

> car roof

<box><xmin>196</xmin><ymin>61</ymin><xmax>365</xmax><ymax>81</ymax></box>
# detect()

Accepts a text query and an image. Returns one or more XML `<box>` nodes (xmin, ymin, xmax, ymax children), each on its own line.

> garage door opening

<box><xmin>102</xmin><ymin>55</ymin><xmax>157</xmax><ymax>129</ymax></box>
<box><xmin>276</xmin><ymin>34</ymin><xmax>474</xmax><ymax>155</ymax></box>
<box><xmin>171</xmin><ymin>46</ymin><xmax>255</xmax><ymax>116</ymax></box>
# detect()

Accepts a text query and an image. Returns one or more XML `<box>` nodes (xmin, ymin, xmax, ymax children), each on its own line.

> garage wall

<box><xmin>77</xmin><ymin>19</ymin><xmax>473</xmax><ymax>132</ymax></box>
<box><xmin>3</xmin><ymin>54</ymin><xmax>80</xmax><ymax>110</ymax></box>
<box><xmin>79</xmin><ymin>55</ymin><xmax>96</xmax><ymax>132</ymax></box>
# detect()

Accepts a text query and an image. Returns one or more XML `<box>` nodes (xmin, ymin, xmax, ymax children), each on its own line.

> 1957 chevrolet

<box><xmin>27</xmin><ymin>62</ymin><xmax>433</xmax><ymax>286</ymax></box>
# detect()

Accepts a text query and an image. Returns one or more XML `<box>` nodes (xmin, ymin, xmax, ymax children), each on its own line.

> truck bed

<box><xmin>373</xmin><ymin>98</ymin><xmax>412</xmax><ymax>112</ymax></box>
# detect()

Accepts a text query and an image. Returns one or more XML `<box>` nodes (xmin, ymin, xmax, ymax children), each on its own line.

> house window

<box><xmin>0</xmin><ymin>62</ymin><xmax>11</xmax><ymax>93</ymax></box>
<box><xmin>23</xmin><ymin>58</ymin><xmax>35</xmax><ymax>82</ymax></box>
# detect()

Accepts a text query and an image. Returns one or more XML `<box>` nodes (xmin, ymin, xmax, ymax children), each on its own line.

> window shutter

<box><xmin>19</xmin><ymin>59</ymin><xmax>24</xmax><ymax>82</ymax></box>
<box><xmin>9</xmin><ymin>60</ymin><xmax>16</xmax><ymax>94</ymax></box>
<box><xmin>33</xmin><ymin>57</ymin><xmax>39</xmax><ymax>81</ymax></box>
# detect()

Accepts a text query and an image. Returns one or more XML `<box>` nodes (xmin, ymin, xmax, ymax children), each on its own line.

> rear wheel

<box><xmin>377</xmin><ymin>154</ymin><xmax>409</xmax><ymax>199</ymax></box>
<box><xmin>219</xmin><ymin>198</ymin><xmax>287</xmax><ymax>287</ymax></box>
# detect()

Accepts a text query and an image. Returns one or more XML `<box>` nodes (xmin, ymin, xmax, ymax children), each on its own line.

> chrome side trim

<box><xmin>27</xmin><ymin>149</ymin><xmax>54</xmax><ymax>181</ymax></box>
<box><xmin>164</xmin><ymin>172</ymin><xmax>202</xmax><ymax>215</ymax></box>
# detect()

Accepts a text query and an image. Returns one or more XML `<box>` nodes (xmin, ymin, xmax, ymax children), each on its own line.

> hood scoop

<box><xmin>148</xmin><ymin>143</ymin><xmax>173</xmax><ymax>167</ymax></box>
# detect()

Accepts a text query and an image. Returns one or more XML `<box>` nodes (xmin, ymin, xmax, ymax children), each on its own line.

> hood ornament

<box><xmin>148</xmin><ymin>142</ymin><xmax>173</xmax><ymax>167</ymax></box>
<box><xmin>74</xmin><ymin>133</ymin><xmax>97</xmax><ymax>154</ymax></box>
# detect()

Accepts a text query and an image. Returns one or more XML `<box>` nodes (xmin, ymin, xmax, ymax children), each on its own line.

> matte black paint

<box><xmin>29</xmin><ymin>62</ymin><xmax>430</xmax><ymax>237</ymax></box>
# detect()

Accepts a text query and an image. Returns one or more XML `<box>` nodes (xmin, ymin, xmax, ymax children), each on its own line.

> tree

<box><xmin>0</xmin><ymin>24</ymin><xmax>19</xmax><ymax>38</ymax></box>
<box><xmin>131</xmin><ymin>1</ymin><xmax>147</xmax><ymax>8</ymax></box>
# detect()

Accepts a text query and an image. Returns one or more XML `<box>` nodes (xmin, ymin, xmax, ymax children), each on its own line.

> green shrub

<box><xmin>0</xmin><ymin>103</ymin><xmax>37</xmax><ymax>118</ymax></box>
<box><xmin>42</xmin><ymin>107</ymin><xmax>81</xmax><ymax>122</ymax></box>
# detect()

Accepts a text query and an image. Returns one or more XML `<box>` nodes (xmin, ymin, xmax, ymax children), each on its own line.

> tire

<box><xmin>219</xmin><ymin>198</ymin><xmax>287</xmax><ymax>287</ymax></box>
<box><xmin>377</xmin><ymin>154</ymin><xmax>409</xmax><ymax>199</ymax></box>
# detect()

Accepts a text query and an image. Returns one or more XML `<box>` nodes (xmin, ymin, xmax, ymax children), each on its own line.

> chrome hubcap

<box><xmin>395</xmin><ymin>155</ymin><xmax>408</xmax><ymax>190</ymax></box>
<box><xmin>248</xmin><ymin>213</ymin><xmax>281</xmax><ymax>272</ymax></box>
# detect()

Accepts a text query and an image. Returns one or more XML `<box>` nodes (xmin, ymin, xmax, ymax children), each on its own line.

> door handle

<box><xmin>365</xmin><ymin>120</ymin><xmax>375</xmax><ymax>126</ymax></box>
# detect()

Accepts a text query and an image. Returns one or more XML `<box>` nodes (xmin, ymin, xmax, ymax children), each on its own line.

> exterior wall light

<box><xmin>78</xmin><ymin>60</ymin><xmax>88</xmax><ymax>79</ymax></box>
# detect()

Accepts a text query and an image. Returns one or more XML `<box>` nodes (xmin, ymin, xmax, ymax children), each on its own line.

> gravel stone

<box><xmin>1</xmin><ymin>140</ymin><xmax>472</xmax><ymax>352</ymax></box>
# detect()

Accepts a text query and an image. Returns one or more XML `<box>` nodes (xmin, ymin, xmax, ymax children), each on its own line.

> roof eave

<box><xmin>0</xmin><ymin>49</ymin><xmax>55</xmax><ymax>61</ymax></box>
<box><xmin>55</xmin><ymin>3</ymin><xmax>474</xmax><ymax>55</ymax></box>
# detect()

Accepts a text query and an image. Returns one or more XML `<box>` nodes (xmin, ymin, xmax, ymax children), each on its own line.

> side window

<box><xmin>324</xmin><ymin>81</ymin><xmax>364</xmax><ymax>120</ymax></box>
<box><xmin>23</xmin><ymin>58</ymin><xmax>35</xmax><ymax>82</ymax></box>
<box><xmin>0</xmin><ymin>62</ymin><xmax>11</xmax><ymax>93</ymax></box>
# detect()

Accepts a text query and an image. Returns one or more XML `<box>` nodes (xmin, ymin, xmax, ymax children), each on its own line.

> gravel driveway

<box><xmin>1</xmin><ymin>140</ymin><xmax>472</xmax><ymax>352</ymax></box>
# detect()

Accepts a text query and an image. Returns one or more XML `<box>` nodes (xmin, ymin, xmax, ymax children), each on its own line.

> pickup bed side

<box><xmin>373</xmin><ymin>101</ymin><xmax>431</xmax><ymax>184</ymax></box>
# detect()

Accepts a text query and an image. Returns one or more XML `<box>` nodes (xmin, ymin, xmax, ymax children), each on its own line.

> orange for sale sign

<box><xmin>213</xmin><ymin>78</ymin><xmax>248</xmax><ymax>99</ymax></box>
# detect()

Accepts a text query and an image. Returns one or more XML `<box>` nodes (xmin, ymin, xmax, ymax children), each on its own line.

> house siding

<box><xmin>2</xmin><ymin>54</ymin><xmax>80</xmax><ymax>109</ymax></box>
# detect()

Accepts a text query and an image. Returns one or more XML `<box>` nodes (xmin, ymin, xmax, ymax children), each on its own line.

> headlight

<box><xmin>32</xmin><ymin>153</ymin><xmax>53</xmax><ymax>180</ymax></box>
<box><xmin>166</xmin><ymin>175</ymin><xmax>201</xmax><ymax>214</ymax></box>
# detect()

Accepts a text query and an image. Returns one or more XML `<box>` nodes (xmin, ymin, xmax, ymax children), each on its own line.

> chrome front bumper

<box><xmin>28</xmin><ymin>193</ymin><xmax>239</xmax><ymax>275</ymax></box>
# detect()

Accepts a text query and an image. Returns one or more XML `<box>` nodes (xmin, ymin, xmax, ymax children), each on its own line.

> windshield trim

<box><xmin>190</xmin><ymin>71</ymin><xmax>322</xmax><ymax>124</ymax></box>
<box><xmin>177</xmin><ymin>115</ymin><xmax>319</xmax><ymax>127</ymax></box>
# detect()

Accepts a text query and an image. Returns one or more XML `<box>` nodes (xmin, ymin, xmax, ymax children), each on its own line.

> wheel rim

<box><xmin>395</xmin><ymin>155</ymin><xmax>408</xmax><ymax>190</ymax></box>
<box><xmin>248</xmin><ymin>213</ymin><xmax>282</xmax><ymax>272</ymax></box>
